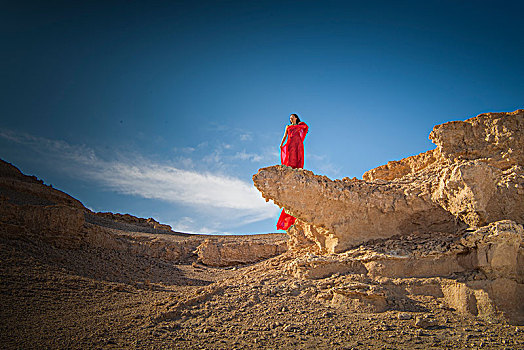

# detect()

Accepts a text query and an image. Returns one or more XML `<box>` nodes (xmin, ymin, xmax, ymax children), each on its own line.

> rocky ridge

<box><xmin>252</xmin><ymin>109</ymin><xmax>524</xmax><ymax>324</ymax></box>
<box><xmin>253</xmin><ymin>109</ymin><xmax>523</xmax><ymax>253</ymax></box>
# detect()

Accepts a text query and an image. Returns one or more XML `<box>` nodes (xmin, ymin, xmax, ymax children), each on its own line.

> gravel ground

<box><xmin>1</xmin><ymin>233</ymin><xmax>523</xmax><ymax>350</ymax></box>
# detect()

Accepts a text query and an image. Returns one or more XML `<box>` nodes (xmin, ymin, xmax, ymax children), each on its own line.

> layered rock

<box><xmin>430</xmin><ymin>109</ymin><xmax>524</xmax><ymax>167</ymax></box>
<box><xmin>195</xmin><ymin>235</ymin><xmax>288</xmax><ymax>267</ymax></box>
<box><xmin>0</xmin><ymin>197</ymin><xmax>86</xmax><ymax>248</ymax></box>
<box><xmin>362</xmin><ymin>149</ymin><xmax>437</xmax><ymax>182</ymax></box>
<box><xmin>253</xmin><ymin>109</ymin><xmax>524</xmax><ymax>253</ymax></box>
<box><xmin>363</xmin><ymin>109</ymin><xmax>524</xmax><ymax>181</ymax></box>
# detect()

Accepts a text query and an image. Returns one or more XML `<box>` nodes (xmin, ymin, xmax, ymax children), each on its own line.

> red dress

<box><xmin>277</xmin><ymin>122</ymin><xmax>308</xmax><ymax>230</ymax></box>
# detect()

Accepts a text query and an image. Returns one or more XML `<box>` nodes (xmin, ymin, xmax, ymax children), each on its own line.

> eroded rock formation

<box><xmin>93</xmin><ymin>212</ymin><xmax>174</xmax><ymax>232</ymax></box>
<box><xmin>253</xmin><ymin>166</ymin><xmax>462</xmax><ymax>252</ymax></box>
<box><xmin>253</xmin><ymin>109</ymin><xmax>524</xmax><ymax>253</ymax></box>
<box><xmin>0</xmin><ymin>159</ymin><xmax>85</xmax><ymax>209</ymax></box>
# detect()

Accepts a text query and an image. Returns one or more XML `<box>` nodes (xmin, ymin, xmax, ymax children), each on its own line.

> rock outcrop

<box><xmin>195</xmin><ymin>235</ymin><xmax>287</xmax><ymax>267</ymax></box>
<box><xmin>253</xmin><ymin>109</ymin><xmax>524</xmax><ymax>253</ymax></box>
<box><xmin>0</xmin><ymin>198</ymin><xmax>86</xmax><ymax>248</ymax></box>
<box><xmin>362</xmin><ymin>109</ymin><xmax>524</xmax><ymax>181</ymax></box>
<box><xmin>251</xmin><ymin>109</ymin><xmax>524</xmax><ymax>325</ymax></box>
<box><xmin>253</xmin><ymin>166</ymin><xmax>462</xmax><ymax>253</ymax></box>
<box><xmin>0</xmin><ymin>159</ymin><xmax>85</xmax><ymax>209</ymax></box>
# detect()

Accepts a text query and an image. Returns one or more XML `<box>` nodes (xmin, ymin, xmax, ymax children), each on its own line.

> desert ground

<box><xmin>1</xmin><ymin>225</ymin><xmax>523</xmax><ymax>349</ymax></box>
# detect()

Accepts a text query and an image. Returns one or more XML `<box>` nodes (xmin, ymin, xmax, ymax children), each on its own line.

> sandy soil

<box><xmin>1</xmin><ymin>230</ymin><xmax>523</xmax><ymax>350</ymax></box>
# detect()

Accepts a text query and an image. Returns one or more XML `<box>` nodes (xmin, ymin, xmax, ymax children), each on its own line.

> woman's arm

<box><xmin>280</xmin><ymin>125</ymin><xmax>289</xmax><ymax>148</ymax></box>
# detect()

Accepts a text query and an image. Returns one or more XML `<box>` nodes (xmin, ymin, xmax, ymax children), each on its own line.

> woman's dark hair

<box><xmin>290</xmin><ymin>113</ymin><xmax>301</xmax><ymax>124</ymax></box>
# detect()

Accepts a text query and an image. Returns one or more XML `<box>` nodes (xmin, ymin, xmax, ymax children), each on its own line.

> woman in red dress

<box><xmin>277</xmin><ymin>113</ymin><xmax>309</xmax><ymax>230</ymax></box>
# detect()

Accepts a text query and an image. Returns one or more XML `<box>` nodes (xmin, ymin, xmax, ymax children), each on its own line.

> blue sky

<box><xmin>1</xmin><ymin>0</ymin><xmax>523</xmax><ymax>234</ymax></box>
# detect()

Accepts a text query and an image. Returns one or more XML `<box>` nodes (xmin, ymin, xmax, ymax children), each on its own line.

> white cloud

<box><xmin>92</xmin><ymin>161</ymin><xmax>269</xmax><ymax>210</ymax></box>
<box><xmin>0</xmin><ymin>130</ymin><xmax>279</xmax><ymax>230</ymax></box>
<box><xmin>0</xmin><ymin>130</ymin><xmax>97</xmax><ymax>164</ymax></box>
<box><xmin>173</xmin><ymin>156</ymin><xmax>195</xmax><ymax>169</ymax></box>
<box><xmin>202</xmin><ymin>148</ymin><xmax>224</xmax><ymax>166</ymax></box>
<box><xmin>171</xmin><ymin>216</ymin><xmax>197</xmax><ymax>233</ymax></box>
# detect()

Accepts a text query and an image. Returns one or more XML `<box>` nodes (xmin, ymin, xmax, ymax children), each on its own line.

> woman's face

<box><xmin>290</xmin><ymin>115</ymin><xmax>297</xmax><ymax>124</ymax></box>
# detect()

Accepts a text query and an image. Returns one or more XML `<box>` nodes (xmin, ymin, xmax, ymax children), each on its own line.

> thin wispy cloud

<box><xmin>233</xmin><ymin>150</ymin><xmax>263</xmax><ymax>162</ymax></box>
<box><xmin>195</xmin><ymin>142</ymin><xmax>272</xmax><ymax>171</ymax></box>
<box><xmin>0</xmin><ymin>130</ymin><xmax>96</xmax><ymax>164</ymax></box>
<box><xmin>91</xmin><ymin>161</ymin><xmax>269</xmax><ymax>210</ymax></box>
<box><xmin>239</xmin><ymin>133</ymin><xmax>252</xmax><ymax>141</ymax></box>
<box><xmin>308</xmin><ymin>153</ymin><xmax>342</xmax><ymax>179</ymax></box>
<box><xmin>0</xmin><ymin>129</ymin><xmax>279</xmax><ymax>232</ymax></box>
<box><xmin>173</xmin><ymin>146</ymin><xmax>196</xmax><ymax>153</ymax></box>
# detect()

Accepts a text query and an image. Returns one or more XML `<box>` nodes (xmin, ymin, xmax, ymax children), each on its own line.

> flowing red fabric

<box><xmin>277</xmin><ymin>122</ymin><xmax>308</xmax><ymax>230</ymax></box>
<box><xmin>280</xmin><ymin>122</ymin><xmax>308</xmax><ymax>168</ymax></box>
